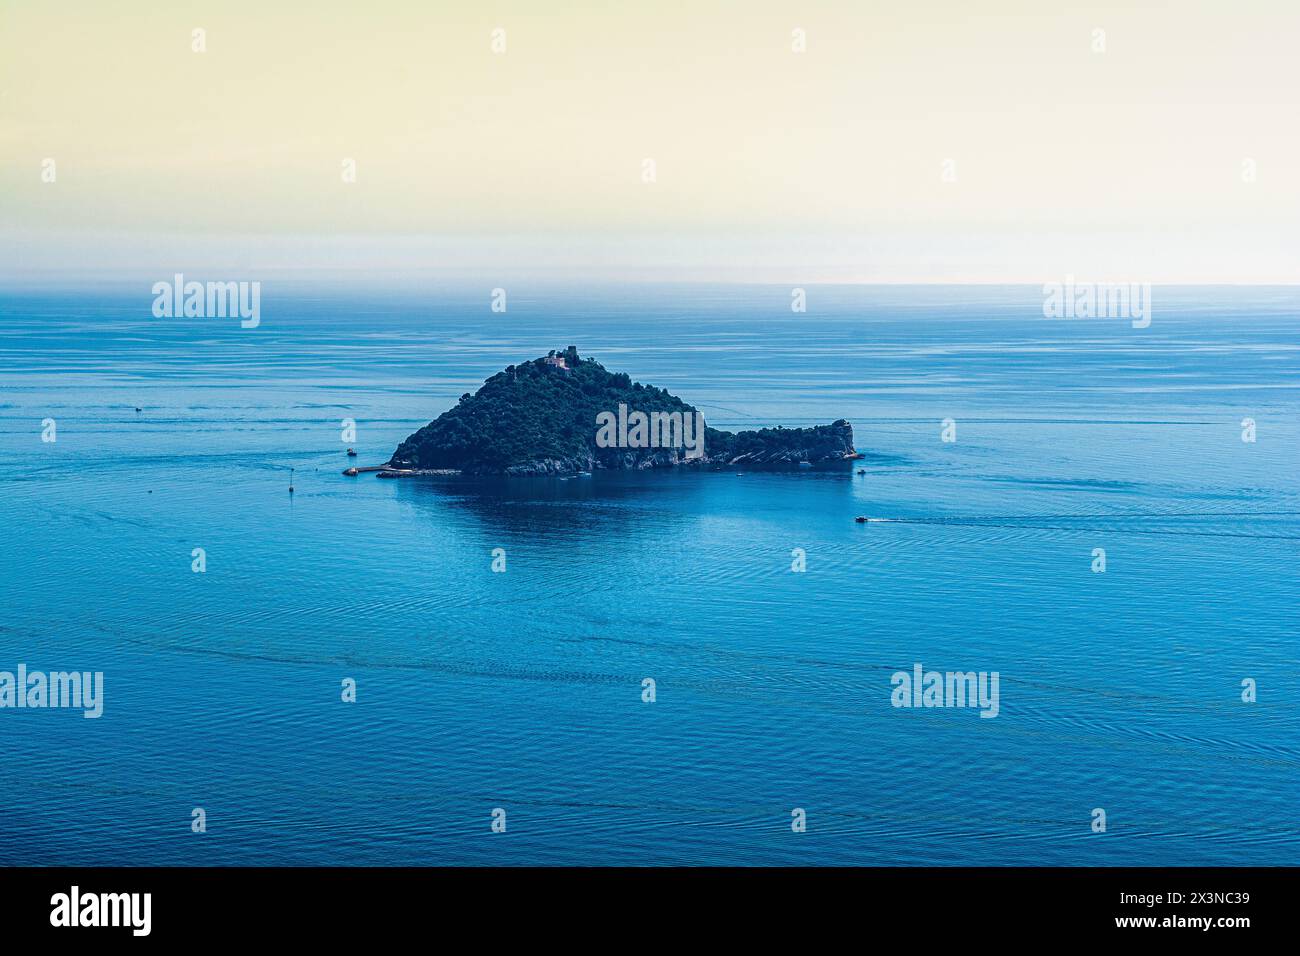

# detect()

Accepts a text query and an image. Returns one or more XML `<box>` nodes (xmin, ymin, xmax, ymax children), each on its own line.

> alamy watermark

<box><xmin>595</xmin><ymin>403</ymin><xmax>705</xmax><ymax>458</ymax></box>
<box><xmin>891</xmin><ymin>663</ymin><xmax>999</xmax><ymax>718</ymax></box>
<box><xmin>151</xmin><ymin>273</ymin><xmax>260</xmax><ymax>328</ymax></box>
<box><xmin>1042</xmin><ymin>276</ymin><xmax>1151</xmax><ymax>329</ymax></box>
<box><xmin>0</xmin><ymin>664</ymin><xmax>103</xmax><ymax>718</ymax></box>
<box><xmin>50</xmin><ymin>886</ymin><xmax>150</xmax><ymax>936</ymax></box>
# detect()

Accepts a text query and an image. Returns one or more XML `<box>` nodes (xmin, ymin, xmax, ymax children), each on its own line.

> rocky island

<box><xmin>377</xmin><ymin>347</ymin><xmax>859</xmax><ymax>477</ymax></box>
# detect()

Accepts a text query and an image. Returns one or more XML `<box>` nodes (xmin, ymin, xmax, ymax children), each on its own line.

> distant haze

<box><xmin>3</xmin><ymin>0</ymin><xmax>1298</xmax><ymax>283</ymax></box>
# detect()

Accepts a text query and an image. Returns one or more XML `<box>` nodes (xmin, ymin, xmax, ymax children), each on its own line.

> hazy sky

<box><xmin>2</xmin><ymin>0</ymin><xmax>1298</xmax><ymax>283</ymax></box>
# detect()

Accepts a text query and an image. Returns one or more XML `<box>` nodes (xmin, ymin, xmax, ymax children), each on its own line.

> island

<box><xmin>364</xmin><ymin>347</ymin><xmax>860</xmax><ymax>477</ymax></box>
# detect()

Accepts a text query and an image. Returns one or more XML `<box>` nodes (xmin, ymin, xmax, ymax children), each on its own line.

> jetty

<box><xmin>342</xmin><ymin>464</ymin><xmax>407</xmax><ymax>477</ymax></box>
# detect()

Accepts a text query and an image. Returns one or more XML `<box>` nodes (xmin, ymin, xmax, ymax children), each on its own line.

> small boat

<box><xmin>134</xmin><ymin>407</ymin><xmax>142</xmax><ymax>413</ymax></box>
<box><xmin>856</xmin><ymin>468</ymin><xmax>866</xmax><ymax>475</ymax></box>
<box><xmin>798</xmin><ymin>461</ymin><xmax>812</xmax><ymax>468</ymax></box>
<box><xmin>576</xmin><ymin>471</ymin><xmax>591</xmax><ymax>478</ymax></box>
<box><xmin>346</xmin><ymin>448</ymin><xmax>357</xmax><ymax>457</ymax></box>
<box><xmin>343</xmin><ymin>467</ymin><xmax>359</xmax><ymax>476</ymax></box>
<box><xmin>854</xmin><ymin>515</ymin><xmax>867</xmax><ymax>523</ymax></box>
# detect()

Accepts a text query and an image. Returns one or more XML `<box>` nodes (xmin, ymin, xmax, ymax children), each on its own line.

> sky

<box><xmin>2</xmin><ymin>0</ymin><xmax>1298</xmax><ymax>284</ymax></box>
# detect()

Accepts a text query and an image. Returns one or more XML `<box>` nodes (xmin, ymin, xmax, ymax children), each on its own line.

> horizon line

<box><xmin>4</xmin><ymin>275</ymin><xmax>1300</xmax><ymax>289</ymax></box>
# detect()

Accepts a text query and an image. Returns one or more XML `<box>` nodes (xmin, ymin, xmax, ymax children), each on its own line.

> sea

<box><xmin>0</xmin><ymin>283</ymin><xmax>1296</xmax><ymax>865</ymax></box>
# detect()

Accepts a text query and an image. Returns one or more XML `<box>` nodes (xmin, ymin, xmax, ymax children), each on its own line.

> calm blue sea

<box><xmin>1</xmin><ymin>283</ymin><xmax>1297</xmax><ymax>865</ymax></box>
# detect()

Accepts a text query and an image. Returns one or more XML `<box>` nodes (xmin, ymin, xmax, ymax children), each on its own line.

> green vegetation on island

<box><xmin>386</xmin><ymin>347</ymin><xmax>858</xmax><ymax>476</ymax></box>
